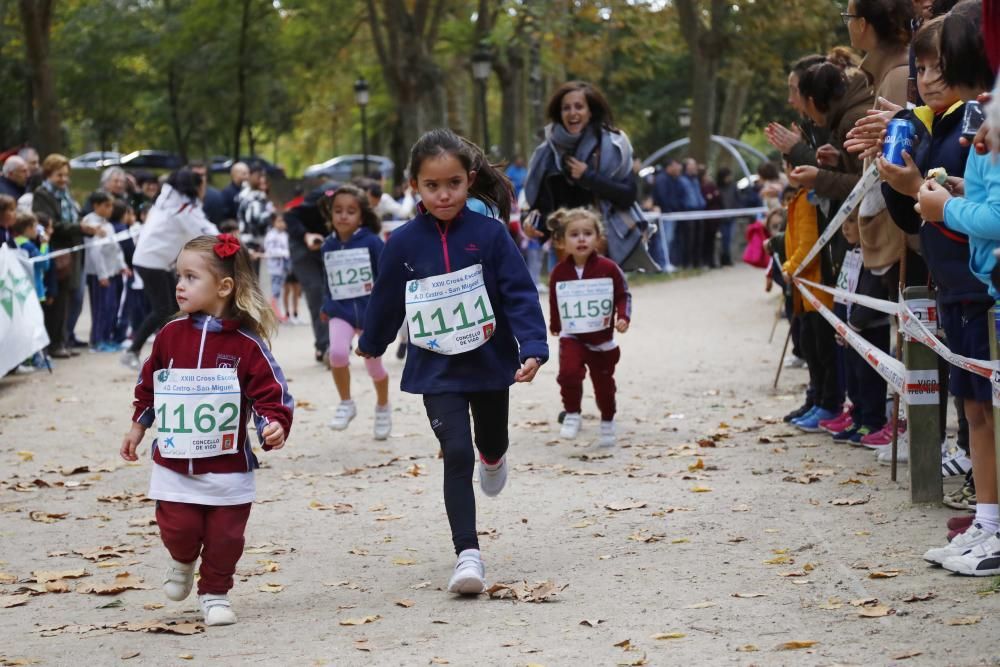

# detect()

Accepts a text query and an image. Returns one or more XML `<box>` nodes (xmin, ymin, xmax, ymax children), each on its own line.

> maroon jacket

<box><xmin>548</xmin><ymin>252</ymin><xmax>631</xmax><ymax>347</ymax></box>
<box><xmin>132</xmin><ymin>314</ymin><xmax>294</xmax><ymax>475</ymax></box>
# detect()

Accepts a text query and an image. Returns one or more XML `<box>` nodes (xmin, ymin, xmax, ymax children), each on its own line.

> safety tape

<box><xmin>645</xmin><ymin>207</ymin><xmax>768</xmax><ymax>222</ymax></box>
<box><xmin>792</xmin><ymin>163</ymin><xmax>882</xmax><ymax>278</ymax></box>
<box><xmin>20</xmin><ymin>226</ymin><xmax>141</xmax><ymax>265</ymax></box>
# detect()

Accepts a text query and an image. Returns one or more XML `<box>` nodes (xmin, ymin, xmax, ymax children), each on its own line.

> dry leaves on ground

<box><xmin>485</xmin><ymin>581</ymin><xmax>566</xmax><ymax>603</ymax></box>
<box><xmin>36</xmin><ymin>620</ymin><xmax>204</xmax><ymax>637</ymax></box>
<box><xmin>309</xmin><ymin>501</ymin><xmax>354</xmax><ymax>513</ymax></box>
<box><xmin>76</xmin><ymin>572</ymin><xmax>149</xmax><ymax>595</ymax></box>
<box><xmin>258</xmin><ymin>583</ymin><xmax>284</xmax><ymax>593</ymax></box>
<box><xmin>1</xmin><ymin>594</ymin><xmax>31</xmax><ymax>608</ymax></box>
<box><xmin>28</xmin><ymin>512</ymin><xmax>68</xmax><ymax>524</ymax></box>
<box><xmin>902</xmin><ymin>592</ymin><xmax>935</xmax><ymax>603</ymax></box>
<box><xmin>339</xmin><ymin>615</ymin><xmax>380</xmax><ymax>626</ymax></box>
<box><xmin>868</xmin><ymin>570</ymin><xmax>901</xmax><ymax>579</ymax></box>
<box><xmin>945</xmin><ymin>616</ymin><xmax>981</xmax><ymax>626</ymax></box>
<box><xmin>604</xmin><ymin>501</ymin><xmax>647</xmax><ymax>512</ymax></box>
<box><xmin>777</xmin><ymin>640</ymin><xmax>818</xmax><ymax>650</ymax></box>
<box><xmin>651</xmin><ymin>632</ymin><xmax>685</xmax><ymax>640</ymax></box>
<box><xmin>858</xmin><ymin>604</ymin><xmax>895</xmax><ymax>618</ymax></box>
<box><xmin>831</xmin><ymin>496</ymin><xmax>871</xmax><ymax>506</ymax></box>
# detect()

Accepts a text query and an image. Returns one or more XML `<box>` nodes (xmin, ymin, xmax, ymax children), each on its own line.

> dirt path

<box><xmin>0</xmin><ymin>264</ymin><xmax>994</xmax><ymax>666</ymax></box>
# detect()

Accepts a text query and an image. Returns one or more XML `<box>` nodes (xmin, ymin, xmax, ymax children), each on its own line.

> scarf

<box><xmin>41</xmin><ymin>180</ymin><xmax>79</xmax><ymax>225</ymax></box>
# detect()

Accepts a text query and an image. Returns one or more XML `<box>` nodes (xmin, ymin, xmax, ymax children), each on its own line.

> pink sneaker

<box><xmin>819</xmin><ymin>409</ymin><xmax>853</xmax><ymax>434</ymax></box>
<box><xmin>861</xmin><ymin>419</ymin><xmax>906</xmax><ymax>449</ymax></box>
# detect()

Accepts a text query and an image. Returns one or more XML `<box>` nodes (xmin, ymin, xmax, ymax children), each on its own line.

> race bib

<box><xmin>556</xmin><ymin>278</ymin><xmax>614</xmax><ymax>334</ymax></box>
<box><xmin>405</xmin><ymin>264</ymin><xmax>496</xmax><ymax>355</ymax></box>
<box><xmin>153</xmin><ymin>368</ymin><xmax>242</xmax><ymax>459</ymax></box>
<box><xmin>834</xmin><ymin>249</ymin><xmax>862</xmax><ymax>305</ymax></box>
<box><xmin>324</xmin><ymin>248</ymin><xmax>374</xmax><ymax>300</ymax></box>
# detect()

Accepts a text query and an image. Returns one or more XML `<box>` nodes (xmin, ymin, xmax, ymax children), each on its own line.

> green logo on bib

<box><xmin>408</xmin><ymin>282</ymin><xmax>419</xmax><ymax>293</ymax></box>
<box><xmin>157</xmin><ymin>370</ymin><xmax>170</xmax><ymax>383</ymax></box>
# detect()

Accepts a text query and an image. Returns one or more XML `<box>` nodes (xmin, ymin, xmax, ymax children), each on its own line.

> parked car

<box><xmin>70</xmin><ymin>151</ymin><xmax>121</xmax><ymax>170</ymax></box>
<box><xmin>211</xmin><ymin>156</ymin><xmax>286</xmax><ymax>179</ymax></box>
<box><xmin>303</xmin><ymin>154</ymin><xmax>393</xmax><ymax>183</ymax></box>
<box><xmin>101</xmin><ymin>150</ymin><xmax>183</xmax><ymax>171</ymax></box>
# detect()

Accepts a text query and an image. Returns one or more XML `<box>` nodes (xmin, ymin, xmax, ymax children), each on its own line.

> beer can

<box><xmin>882</xmin><ymin>118</ymin><xmax>916</xmax><ymax>166</ymax></box>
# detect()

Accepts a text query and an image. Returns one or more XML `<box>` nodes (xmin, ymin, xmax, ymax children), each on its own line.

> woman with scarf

<box><xmin>32</xmin><ymin>154</ymin><xmax>98</xmax><ymax>359</ymax></box>
<box><xmin>523</xmin><ymin>81</ymin><xmax>657</xmax><ymax>271</ymax></box>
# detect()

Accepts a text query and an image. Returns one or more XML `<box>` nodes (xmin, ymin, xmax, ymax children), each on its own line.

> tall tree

<box><xmin>18</xmin><ymin>0</ymin><xmax>61</xmax><ymax>154</ymax></box>
<box><xmin>675</xmin><ymin>0</ymin><xmax>730</xmax><ymax>163</ymax></box>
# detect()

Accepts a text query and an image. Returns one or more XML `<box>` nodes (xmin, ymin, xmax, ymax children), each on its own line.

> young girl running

<box><xmin>119</xmin><ymin>233</ymin><xmax>293</xmax><ymax>626</ymax></box>
<box><xmin>547</xmin><ymin>208</ymin><xmax>631</xmax><ymax>447</ymax></box>
<box><xmin>318</xmin><ymin>184</ymin><xmax>391</xmax><ymax>439</ymax></box>
<box><xmin>357</xmin><ymin>129</ymin><xmax>548</xmax><ymax>595</ymax></box>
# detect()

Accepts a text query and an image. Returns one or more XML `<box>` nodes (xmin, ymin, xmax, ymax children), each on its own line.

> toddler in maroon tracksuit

<box><xmin>120</xmin><ymin>234</ymin><xmax>293</xmax><ymax>627</ymax></box>
<box><xmin>547</xmin><ymin>208</ymin><xmax>631</xmax><ymax>447</ymax></box>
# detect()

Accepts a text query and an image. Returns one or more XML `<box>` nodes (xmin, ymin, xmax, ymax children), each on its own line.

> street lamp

<box><xmin>354</xmin><ymin>77</ymin><xmax>370</xmax><ymax>177</ymax></box>
<box><xmin>678</xmin><ymin>106</ymin><xmax>691</xmax><ymax>130</ymax></box>
<box><xmin>471</xmin><ymin>44</ymin><xmax>492</xmax><ymax>152</ymax></box>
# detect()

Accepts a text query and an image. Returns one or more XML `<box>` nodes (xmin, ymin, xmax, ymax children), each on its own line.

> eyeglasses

<box><xmin>840</xmin><ymin>12</ymin><xmax>858</xmax><ymax>24</ymax></box>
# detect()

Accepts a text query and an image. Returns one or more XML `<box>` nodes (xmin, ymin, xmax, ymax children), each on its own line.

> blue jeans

<box><xmin>649</xmin><ymin>217</ymin><xmax>674</xmax><ymax>270</ymax></box>
<box><xmin>718</xmin><ymin>219</ymin><xmax>735</xmax><ymax>264</ymax></box>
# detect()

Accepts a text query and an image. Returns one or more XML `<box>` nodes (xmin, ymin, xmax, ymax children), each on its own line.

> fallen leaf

<box><xmin>143</xmin><ymin>603</ymin><xmax>164</xmax><ymax>610</ymax></box>
<box><xmin>73</xmin><ymin>545</ymin><xmax>135</xmax><ymax>561</ymax></box>
<box><xmin>851</xmin><ymin>597</ymin><xmax>879</xmax><ymax>607</ymax></box>
<box><xmin>858</xmin><ymin>604</ymin><xmax>895</xmax><ymax>618</ymax></box>
<box><xmin>651</xmin><ymin>632</ymin><xmax>685</xmax><ymax>640</ymax></box>
<box><xmin>902</xmin><ymin>592</ymin><xmax>936</xmax><ymax>603</ymax></box>
<box><xmin>604</xmin><ymin>501</ymin><xmax>647</xmax><ymax>512</ymax></box>
<box><xmin>627</xmin><ymin>532</ymin><xmax>665</xmax><ymax>543</ymax></box>
<box><xmin>732</xmin><ymin>592</ymin><xmax>768</xmax><ymax>598</ymax></box>
<box><xmin>486</xmin><ymin>581</ymin><xmax>566</xmax><ymax>603</ymax></box>
<box><xmin>392</xmin><ymin>558</ymin><xmax>415</xmax><ymax>566</ymax></box>
<box><xmin>309</xmin><ymin>501</ymin><xmax>354</xmax><ymax>513</ymax></box>
<box><xmin>614</xmin><ymin>639</ymin><xmax>632</xmax><ymax>649</ymax></box>
<box><xmin>730</xmin><ymin>504</ymin><xmax>751</xmax><ymax>512</ymax></box>
<box><xmin>60</xmin><ymin>465</ymin><xmax>90</xmax><ymax>476</ymax></box>
<box><xmin>339</xmin><ymin>615</ymin><xmax>381</xmax><ymax>626</ymax></box>
<box><xmin>736</xmin><ymin>645</ymin><xmax>759</xmax><ymax>652</ymax></box>
<box><xmin>580</xmin><ymin>619</ymin><xmax>606</xmax><ymax>627</ymax></box>
<box><xmin>17</xmin><ymin>451</ymin><xmax>34</xmax><ymax>462</ymax></box>
<box><xmin>123</xmin><ymin>620</ymin><xmax>205</xmax><ymax>635</ymax></box>
<box><xmin>76</xmin><ymin>572</ymin><xmax>149</xmax><ymax>595</ymax></box>
<box><xmin>258</xmin><ymin>583</ymin><xmax>284</xmax><ymax>593</ymax></box>
<box><xmin>0</xmin><ymin>572</ymin><xmax>15</xmax><ymax>585</ymax></box>
<box><xmin>178</xmin><ymin>655</ymin><xmax>193</xmax><ymax>660</ymax></box>
<box><xmin>120</xmin><ymin>651</ymin><xmax>141</xmax><ymax>660</ymax></box>
<box><xmin>818</xmin><ymin>597</ymin><xmax>843</xmax><ymax>610</ymax></box>
<box><xmin>572</xmin><ymin>520</ymin><xmax>594</xmax><ymax>529</ymax></box>
<box><xmin>394</xmin><ymin>599</ymin><xmax>414</xmax><ymax>608</ymax></box>
<box><xmin>32</xmin><ymin>569</ymin><xmax>88</xmax><ymax>583</ymax></box>
<box><xmin>777</xmin><ymin>640</ymin><xmax>818</xmax><ymax>650</ymax></box>
<box><xmin>891</xmin><ymin>650</ymin><xmax>923</xmax><ymax>660</ymax></box>
<box><xmin>1</xmin><ymin>593</ymin><xmax>31</xmax><ymax>608</ymax></box>
<box><xmin>354</xmin><ymin>640</ymin><xmax>372</xmax><ymax>652</ymax></box>
<box><xmin>375</xmin><ymin>514</ymin><xmax>405</xmax><ymax>522</ymax></box>
<box><xmin>687</xmin><ymin>459</ymin><xmax>704</xmax><ymax>472</ymax></box>
<box><xmin>429</xmin><ymin>658</ymin><xmax>449</xmax><ymax>665</ymax></box>
<box><xmin>683</xmin><ymin>601</ymin><xmax>716</xmax><ymax>609</ymax></box>
<box><xmin>945</xmin><ymin>615</ymin><xmax>981</xmax><ymax>626</ymax></box>
<box><xmin>348</xmin><ymin>548</ymin><xmax>369</xmax><ymax>556</ymax></box>
<box><xmin>764</xmin><ymin>555</ymin><xmax>793</xmax><ymax>565</ymax></box>
<box><xmin>29</xmin><ymin>511</ymin><xmax>68</xmax><ymax>524</ymax></box>
<box><xmin>868</xmin><ymin>570</ymin><xmax>901</xmax><ymax>579</ymax></box>
<box><xmin>97</xmin><ymin>599</ymin><xmax>124</xmax><ymax>609</ymax></box>
<box><xmin>831</xmin><ymin>496</ymin><xmax>870</xmax><ymax>506</ymax></box>
<box><xmin>689</xmin><ymin>486</ymin><xmax>712</xmax><ymax>493</ymax></box>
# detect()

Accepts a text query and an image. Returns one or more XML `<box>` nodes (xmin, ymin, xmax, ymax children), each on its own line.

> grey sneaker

<box><xmin>923</xmin><ymin>523</ymin><xmax>994</xmax><ymax>565</ymax></box>
<box><xmin>560</xmin><ymin>413</ymin><xmax>582</xmax><ymax>439</ymax></box>
<box><xmin>598</xmin><ymin>420</ymin><xmax>616</xmax><ymax>448</ymax></box>
<box><xmin>200</xmin><ymin>593</ymin><xmax>237</xmax><ymax>626</ymax></box>
<box><xmin>373</xmin><ymin>404</ymin><xmax>392</xmax><ymax>440</ymax></box>
<box><xmin>447</xmin><ymin>549</ymin><xmax>485</xmax><ymax>595</ymax></box>
<box><xmin>479</xmin><ymin>455</ymin><xmax>507</xmax><ymax>497</ymax></box>
<box><xmin>328</xmin><ymin>401</ymin><xmax>357</xmax><ymax>430</ymax></box>
<box><xmin>163</xmin><ymin>558</ymin><xmax>195</xmax><ymax>601</ymax></box>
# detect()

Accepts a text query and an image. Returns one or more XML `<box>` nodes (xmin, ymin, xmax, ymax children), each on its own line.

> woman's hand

<box><xmin>615</xmin><ymin>319</ymin><xmax>630</xmax><ymax>334</ymax></box>
<box><xmin>262</xmin><ymin>422</ymin><xmax>285</xmax><ymax>449</ymax></box>
<box><xmin>917</xmin><ymin>180</ymin><xmax>952</xmax><ymax>222</ymax></box>
<box><xmin>815</xmin><ymin>144</ymin><xmax>841</xmax><ymax>168</ymax></box>
<box><xmin>120</xmin><ymin>423</ymin><xmax>146</xmax><ymax>461</ymax></box>
<box><xmin>304</xmin><ymin>232</ymin><xmax>324</xmax><ymax>251</ymax></box>
<box><xmin>514</xmin><ymin>357</ymin><xmax>540</xmax><ymax>383</ymax></box>
<box><xmin>789</xmin><ymin>165</ymin><xmax>818</xmax><ymax>189</ymax></box>
<box><xmin>845</xmin><ymin>101</ymin><xmax>899</xmax><ymax>159</ymax></box>
<box><xmin>876</xmin><ymin>153</ymin><xmax>922</xmax><ymax>198</ymax></box>
<box><xmin>764</xmin><ymin>122</ymin><xmax>802</xmax><ymax>154</ymax></box>
<box><xmin>565</xmin><ymin>156</ymin><xmax>588</xmax><ymax>180</ymax></box>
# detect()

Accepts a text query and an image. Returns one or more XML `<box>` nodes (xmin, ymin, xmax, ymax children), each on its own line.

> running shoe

<box><xmin>941</xmin><ymin>451</ymin><xmax>973</xmax><ymax>479</ymax></box>
<box><xmin>941</xmin><ymin>532</ymin><xmax>1000</xmax><ymax>576</ymax></box>
<box><xmin>794</xmin><ymin>407</ymin><xmax>838</xmax><ymax>433</ymax></box>
<box><xmin>447</xmin><ymin>549</ymin><xmax>486</xmax><ymax>595</ymax></box>
<box><xmin>923</xmin><ymin>523</ymin><xmax>995</xmax><ymax>565</ymax></box>
<box><xmin>819</xmin><ymin>409</ymin><xmax>852</xmax><ymax>434</ymax></box>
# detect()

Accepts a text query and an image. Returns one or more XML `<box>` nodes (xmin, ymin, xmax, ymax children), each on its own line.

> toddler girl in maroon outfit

<box><xmin>120</xmin><ymin>234</ymin><xmax>293</xmax><ymax>626</ymax></box>
<box><xmin>547</xmin><ymin>208</ymin><xmax>631</xmax><ymax>447</ymax></box>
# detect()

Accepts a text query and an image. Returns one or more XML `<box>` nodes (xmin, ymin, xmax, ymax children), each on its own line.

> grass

<box><xmin>978</xmin><ymin>576</ymin><xmax>1000</xmax><ymax>595</ymax></box>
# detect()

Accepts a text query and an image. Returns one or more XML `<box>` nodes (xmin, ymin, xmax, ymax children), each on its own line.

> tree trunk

<box><xmin>18</xmin><ymin>0</ymin><xmax>61</xmax><ymax>155</ymax></box>
<box><xmin>166</xmin><ymin>65</ymin><xmax>188</xmax><ymax>162</ymax></box>
<box><xmin>494</xmin><ymin>51</ymin><xmax>523</xmax><ymax>161</ymax></box>
<box><xmin>233</xmin><ymin>0</ymin><xmax>251</xmax><ymax>160</ymax></box>
<box><xmin>675</xmin><ymin>0</ymin><xmax>730</xmax><ymax>163</ymax></box>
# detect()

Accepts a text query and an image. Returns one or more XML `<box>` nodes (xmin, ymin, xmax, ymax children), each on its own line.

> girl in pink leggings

<box><xmin>318</xmin><ymin>185</ymin><xmax>392</xmax><ymax>439</ymax></box>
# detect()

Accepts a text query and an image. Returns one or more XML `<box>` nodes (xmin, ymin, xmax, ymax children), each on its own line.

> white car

<box><xmin>69</xmin><ymin>151</ymin><xmax>121</xmax><ymax>170</ymax></box>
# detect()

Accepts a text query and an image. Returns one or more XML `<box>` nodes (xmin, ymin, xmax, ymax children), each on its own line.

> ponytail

<box><xmin>798</xmin><ymin>62</ymin><xmax>849</xmax><ymax>113</ymax></box>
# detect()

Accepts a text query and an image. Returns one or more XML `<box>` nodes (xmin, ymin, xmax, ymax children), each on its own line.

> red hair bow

<box><xmin>214</xmin><ymin>233</ymin><xmax>241</xmax><ymax>259</ymax></box>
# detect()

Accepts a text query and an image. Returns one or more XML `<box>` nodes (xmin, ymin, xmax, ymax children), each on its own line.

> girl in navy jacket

<box><xmin>318</xmin><ymin>184</ymin><xmax>391</xmax><ymax>439</ymax></box>
<box><xmin>358</xmin><ymin>129</ymin><xmax>548</xmax><ymax>596</ymax></box>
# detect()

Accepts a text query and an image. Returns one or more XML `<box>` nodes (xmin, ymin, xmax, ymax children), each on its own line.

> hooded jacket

<box><xmin>357</xmin><ymin>205</ymin><xmax>548</xmax><ymax>394</ymax></box>
<box><xmin>943</xmin><ymin>147</ymin><xmax>1000</xmax><ymax>300</ymax></box>
<box><xmin>320</xmin><ymin>227</ymin><xmax>384</xmax><ymax>328</ymax></box>
<box><xmin>132</xmin><ymin>184</ymin><xmax>219</xmax><ymax>271</ymax></box>
<box><xmin>882</xmin><ymin>101</ymin><xmax>987</xmax><ymax>304</ymax></box>
<box><xmin>814</xmin><ymin>68</ymin><xmax>875</xmax><ymax>202</ymax></box>
<box><xmin>132</xmin><ymin>314</ymin><xmax>294</xmax><ymax>475</ymax></box>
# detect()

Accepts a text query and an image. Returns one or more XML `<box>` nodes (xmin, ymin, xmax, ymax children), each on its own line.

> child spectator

<box><xmin>264</xmin><ymin>216</ymin><xmax>291</xmax><ymax>322</ymax></box>
<box><xmin>83</xmin><ymin>191</ymin><xmax>129</xmax><ymax>352</ymax></box>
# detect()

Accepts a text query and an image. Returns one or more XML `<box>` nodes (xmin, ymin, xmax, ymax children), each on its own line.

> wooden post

<box><xmin>987</xmin><ymin>305</ymin><xmax>1000</xmax><ymax>509</ymax></box>
<box><xmin>903</xmin><ymin>286</ymin><xmax>942</xmax><ymax>503</ymax></box>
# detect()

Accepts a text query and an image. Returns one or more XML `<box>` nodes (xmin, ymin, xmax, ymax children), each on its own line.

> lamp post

<box><xmin>678</xmin><ymin>106</ymin><xmax>692</xmax><ymax>130</ymax></box>
<box><xmin>471</xmin><ymin>44</ymin><xmax>492</xmax><ymax>152</ymax></box>
<box><xmin>354</xmin><ymin>77</ymin><xmax>370</xmax><ymax>177</ymax></box>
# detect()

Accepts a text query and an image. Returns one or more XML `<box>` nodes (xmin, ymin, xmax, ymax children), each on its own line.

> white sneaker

<box><xmin>923</xmin><ymin>523</ymin><xmax>995</xmax><ymax>565</ymax></box>
<box><xmin>598</xmin><ymin>420</ymin><xmax>616</xmax><ymax>448</ymax></box>
<box><xmin>199</xmin><ymin>594</ymin><xmax>237</xmax><ymax>626</ymax></box>
<box><xmin>163</xmin><ymin>558</ymin><xmax>196</xmax><ymax>601</ymax></box>
<box><xmin>447</xmin><ymin>549</ymin><xmax>485</xmax><ymax>595</ymax></box>
<box><xmin>15</xmin><ymin>364</ymin><xmax>36</xmax><ymax>374</ymax></box>
<box><xmin>120</xmin><ymin>350</ymin><xmax>140</xmax><ymax>370</ymax></box>
<box><xmin>373</xmin><ymin>404</ymin><xmax>392</xmax><ymax>440</ymax></box>
<box><xmin>479</xmin><ymin>455</ymin><xmax>507</xmax><ymax>497</ymax></box>
<box><xmin>942</xmin><ymin>531</ymin><xmax>1000</xmax><ymax>576</ymax></box>
<box><xmin>877</xmin><ymin>437</ymin><xmax>908</xmax><ymax>465</ymax></box>
<box><xmin>560</xmin><ymin>413</ymin><xmax>582</xmax><ymax>439</ymax></box>
<box><xmin>942</xmin><ymin>451</ymin><xmax>973</xmax><ymax>478</ymax></box>
<box><xmin>328</xmin><ymin>401</ymin><xmax>357</xmax><ymax>430</ymax></box>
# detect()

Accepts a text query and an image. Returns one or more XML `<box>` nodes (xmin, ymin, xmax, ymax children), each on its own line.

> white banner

<box><xmin>0</xmin><ymin>246</ymin><xmax>50</xmax><ymax>374</ymax></box>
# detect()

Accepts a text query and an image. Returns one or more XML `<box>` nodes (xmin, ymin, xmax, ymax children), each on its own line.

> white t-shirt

<box><xmin>149</xmin><ymin>463</ymin><xmax>255</xmax><ymax>506</ymax></box>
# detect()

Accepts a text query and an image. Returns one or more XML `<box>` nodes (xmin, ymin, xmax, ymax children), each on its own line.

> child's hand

<box><xmin>765</xmin><ymin>275</ymin><xmax>774</xmax><ymax>293</ymax></box>
<box><xmin>514</xmin><ymin>357</ymin><xmax>541</xmax><ymax>383</ymax></box>
<box><xmin>615</xmin><ymin>319</ymin><xmax>629</xmax><ymax>333</ymax></box>
<box><xmin>917</xmin><ymin>180</ymin><xmax>952</xmax><ymax>222</ymax></box>
<box><xmin>99</xmin><ymin>278</ymin><xmax>110</xmax><ymax>287</ymax></box>
<box><xmin>262</xmin><ymin>422</ymin><xmax>285</xmax><ymax>449</ymax></box>
<box><xmin>876</xmin><ymin>153</ymin><xmax>921</xmax><ymax>197</ymax></box>
<box><xmin>120</xmin><ymin>423</ymin><xmax>146</xmax><ymax>461</ymax></box>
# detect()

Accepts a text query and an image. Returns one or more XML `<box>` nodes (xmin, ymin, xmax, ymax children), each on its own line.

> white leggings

<box><xmin>328</xmin><ymin>317</ymin><xmax>387</xmax><ymax>380</ymax></box>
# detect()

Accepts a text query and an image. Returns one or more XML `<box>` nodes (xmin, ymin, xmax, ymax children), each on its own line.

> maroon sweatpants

<box><xmin>557</xmin><ymin>337</ymin><xmax>621</xmax><ymax>421</ymax></box>
<box><xmin>155</xmin><ymin>500</ymin><xmax>252</xmax><ymax>595</ymax></box>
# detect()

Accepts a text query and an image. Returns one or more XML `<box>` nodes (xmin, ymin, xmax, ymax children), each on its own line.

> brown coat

<box><xmin>813</xmin><ymin>68</ymin><xmax>874</xmax><ymax>202</ymax></box>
